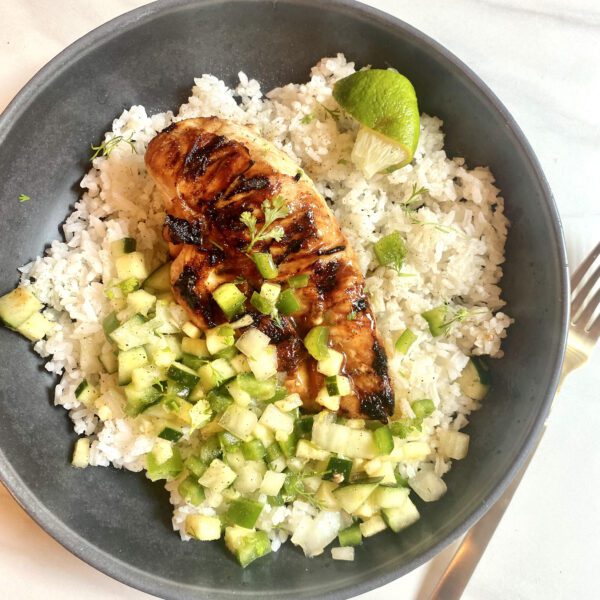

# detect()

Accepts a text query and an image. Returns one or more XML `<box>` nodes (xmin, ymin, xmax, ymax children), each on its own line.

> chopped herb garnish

<box><xmin>401</xmin><ymin>183</ymin><xmax>428</xmax><ymax>213</ymax></box>
<box><xmin>373</xmin><ymin>231</ymin><xmax>407</xmax><ymax>273</ymax></box>
<box><xmin>337</xmin><ymin>158</ymin><xmax>350</xmax><ymax>166</ymax></box>
<box><xmin>18</xmin><ymin>194</ymin><xmax>30</xmax><ymax>203</ymax></box>
<box><xmin>240</xmin><ymin>195</ymin><xmax>289</xmax><ymax>253</ymax></box>
<box><xmin>300</xmin><ymin>113</ymin><xmax>315</xmax><ymax>125</ymax></box>
<box><xmin>422</xmin><ymin>304</ymin><xmax>473</xmax><ymax>337</ymax></box>
<box><xmin>90</xmin><ymin>134</ymin><xmax>136</xmax><ymax>160</ymax></box>
<box><xmin>347</xmin><ymin>310</ymin><xmax>357</xmax><ymax>321</ymax></box>
<box><xmin>318</xmin><ymin>102</ymin><xmax>341</xmax><ymax>122</ymax></box>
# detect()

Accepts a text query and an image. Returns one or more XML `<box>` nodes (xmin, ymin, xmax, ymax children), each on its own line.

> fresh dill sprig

<box><xmin>318</xmin><ymin>102</ymin><xmax>341</xmax><ymax>122</ymax></box>
<box><xmin>285</xmin><ymin>473</ymin><xmax>324</xmax><ymax>510</ymax></box>
<box><xmin>300</xmin><ymin>113</ymin><xmax>315</xmax><ymax>125</ymax></box>
<box><xmin>90</xmin><ymin>134</ymin><xmax>136</xmax><ymax>161</ymax></box>
<box><xmin>240</xmin><ymin>195</ymin><xmax>290</xmax><ymax>253</ymax></box>
<box><xmin>18</xmin><ymin>194</ymin><xmax>30</xmax><ymax>203</ymax></box>
<box><xmin>401</xmin><ymin>183</ymin><xmax>428</xmax><ymax>213</ymax></box>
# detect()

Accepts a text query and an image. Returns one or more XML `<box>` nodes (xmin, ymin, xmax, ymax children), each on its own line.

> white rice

<box><xmin>19</xmin><ymin>55</ymin><xmax>511</xmax><ymax>552</ymax></box>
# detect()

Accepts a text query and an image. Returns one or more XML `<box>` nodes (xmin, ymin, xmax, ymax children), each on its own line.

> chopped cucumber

<box><xmin>181</xmin><ymin>337</ymin><xmax>209</xmax><ymax>357</ymax></box>
<box><xmin>123</xmin><ymin>383</ymin><xmax>161</xmax><ymax>415</ymax></box>
<box><xmin>71</xmin><ymin>438</ymin><xmax>90</xmax><ymax>468</ymax></box>
<box><xmin>259</xmin><ymin>404</ymin><xmax>294</xmax><ymax>436</ymax></box>
<box><xmin>459</xmin><ymin>357</ymin><xmax>491</xmax><ymax>400</ymax></box>
<box><xmin>303</xmin><ymin>326</ymin><xmax>330</xmax><ymax>360</ymax></box>
<box><xmin>198</xmin><ymin>458</ymin><xmax>237</xmax><ymax>492</ymax></box>
<box><xmin>146</xmin><ymin>445</ymin><xmax>183</xmax><ymax>481</ymax></box>
<box><xmin>109</xmin><ymin>313</ymin><xmax>151</xmax><ymax>351</ymax></box>
<box><xmin>325</xmin><ymin>375</ymin><xmax>351</xmax><ymax>396</ymax></box>
<box><xmin>411</xmin><ymin>398</ymin><xmax>435</xmax><ymax>419</ymax></box>
<box><xmin>381</xmin><ymin>498</ymin><xmax>420</xmax><ymax>532</ymax></box>
<box><xmin>372</xmin><ymin>485</ymin><xmax>410</xmax><ymax>508</ymax></box>
<box><xmin>224</xmin><ymin>526</ymin><xmax>271</xmax><ymax>567</ymax></box>
<box><xmin>16</xmin><ymin>311</ymin><xmax>54</xmax><ymax>341</ymax></box>
<box><xmin>276</xmin><ymin>289</ymin><xmax>301</xmax><ymax>315</ymax></box>
<box><xmin>182</xmin><ymin>321</ymin><xmax>201</xmax><ymax>338</ymax></box>
<box><xmin>323</xmin><ymin>456</ymin><xmax>353</xmax><ymax>483</ymax></box>
<box><xmin>241</xmin><ymin>439</ymin><xmax>266</xmax><ymax>461</ymax></box>
<box><xmin>102</xmin><ymin>311</ymin><xmax>120</xmax><ymax>337</ymax></box>
<box><xmin>118</xmin><ymin>346</ymin><xmax>148</xmax><ymax>385</ymax></box>
<box><xmin>168</xmin><ymin>361</ymin><xmax>200</xmax><ymax>389</ymax></box>
<box><xmin>225</xmin><ymin>498</ymin><xmax>264</xmax><ymax>529</ymax></box>
<box><xmin>75</xmin><ymin>379</ymin><xmax>99</xmax><ymax>407</ymax></box>
<box><xmin>294</xmin><ymin>415</ymin><xmax>314</xmax><ymax>438</ymax></box>
<box><xmin>250</xmin><ymin>291</ymin><xmax>274</xmax><ymax>315</ymax></box>
<box><xmin>332</xmin><ymin>482</ymin><xmax>379</xmax><ymax>514</ymax></box>
<box><xmin>145</xmin><ymin>334</ymin><xmax>182</xmax><ymax>366</ymax></box>
<box><xmin>110</xmin><ymin>237</ymin><xmax>136</xmax><ymax>258</ymax></box>
<box><xmin>287</xmin><ymin>274</ymin><xmax>309</xmax><ymax>288</ymax></box>
<box><xmin>219</xmin><ymin>404</ymin><xmax>258</xmax><ymax>441</ymax></box>
<box><xmin>395</xmin><ymin>328</ymin><xmax>417</xmax><ymax>354</ymax></box>
<box><xmin>277</xmin><ymin>432</ymin><xmax>298</xmax><ymax>458</ymax></box>
<box><xmin>115</xmin><ymin>251</ymin><xmax>148</xmax><ymax>281</ymax></box>
<box><xmin>117</xmin><ymin>277</ymin><xmax>140</xmax><ymax>296</ymax></box>
<box><xmin>260</xmin><ymin>282</ymin><xmax>281</xmax><ymax>304</ymax></box>
<box><xmin>315</xmin><ymin>387</ymin><xmax>340</xmax><ymax>411</ymax></box>
<box><xmin>295</xmin><ymin>439</ymin><xmax>329</xmax><ymax>461</ymax></box>
<box><xmin>132</xmin><ymin>365</ymin><xmax>162</xmax><ymax>389</ymax></box>
<box><xmin>206</xmin><ymin>325</ymin><xmax>235</xmax><ymax>355</ymax></box>
<box><xmin>247</xmin><ymin>345</ymin><xmax>278</xmax><ymax>381</ymax></box>
<box><xmin>388</xmin><ymin>418</ymin><xmax>417</xmax><ymax>439</ymax></box>
<box><xmin>185</xmin><ymin>455</ymin><xmax>208</xmax><ymax>478</ymax></box>
<box><xmin>0</xmin><ymin>286</ymin><xmax>43</xmax><ymax>329</ymax></box>
<box><xmin>338</xmin><ymin>523</ymin><xmax>363</xmax><ymax>547</ymax></box>
<box><xmin>126</xmin><ymin>289</ymin><xmax>156</xmax><ymax>316</ymax></box>
<box><xmin>259</xmin><ymin>470</ymin><xmax>286</xmax><ymax>496</ymax></box>
<box><xmin>359</xmin><ymin>515</ymin><xmax>387</xmax><ymax>537</ymax></box>
<box><xmin>143</xmin><ymin>261</ymin><xmax>172</xmax><ymax>293</ymax></box>
<box><xmin>186</xmin><ymin>514</ymin><xmax>221</xmax><ymax>540</ymax></box>
<box><xmin>226</xmin><ymin>379</ymin><xmax>252</xmax><ymax>406</ymax></box>
<box><xmin>252</xmin><ymin>252</ymin><xmax>278</xmax><ymax>279</ymax></box>
<box><xmin>198</xmin><ymin>437</ymin><xmax>222</xmax><ymax>464</ymax></box>
<box><xmin>158</xmin><ymin>427</ymin><xmax>183</xmax><ymax>442</ymax></box>
<box><xmin>421</xmin><ymin>305</ymin><xmax>450</xmax><ymax>337</ymax></box>
<box><xmin>212</xmin><ymin>283</ymin><xmax>246</xmax><ymax>321</ymax></box>
<box><xmin>182</xmin><ymin>352</ymin><xmax>207</xmax><ymax>370</ymax></box>
<box><xmin>373</xmin><ymin>426</ymin><xmax>394</xmax><ymax>454</ymax></box>
<box><xmin>208</xmin><ymin>387</ymin><xmax>234</xmax><ymax>413</ymax></box>
<box><xmin>317</xmin><ymin>349</ymin><xmax>344</xmax><ymax>376</ymax></box>
<box><xmin>99</xmin><ymin>348</ymin><xmax>118</xmax><ymax>374</ymax></box>
<box><xmin>178</xmin><ymin>475</ymin><xmax>205</xmax><ymax>505</ymax></box>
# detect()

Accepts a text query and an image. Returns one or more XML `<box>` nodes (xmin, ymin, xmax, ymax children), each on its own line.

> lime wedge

<box><xmin>333</xmin><ymin>69</ymin><xmax>420</xmax><ymax>178</ymax></box>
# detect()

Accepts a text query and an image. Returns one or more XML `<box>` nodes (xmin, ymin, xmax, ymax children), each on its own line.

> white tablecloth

<box><xmin>1</xmin><ymin>1</ymin><xmax>599</xmax><ymax>598</ymax></box>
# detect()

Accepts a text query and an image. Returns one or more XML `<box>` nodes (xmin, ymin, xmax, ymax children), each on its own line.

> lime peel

<box><xmin>333</xmin><ymin>69</ymin><xmax>420</xmax><ymax>178</ymax></box>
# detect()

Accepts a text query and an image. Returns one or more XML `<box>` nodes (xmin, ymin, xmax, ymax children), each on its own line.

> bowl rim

<box><xmin>0</xmin><ymin>0</ymin><xmax>569</xmax><ymax>598</ymax></box>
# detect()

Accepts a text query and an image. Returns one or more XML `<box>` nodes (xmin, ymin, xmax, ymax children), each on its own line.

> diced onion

<box><xmin>437</xmin><ymin>430</ymin><xmax>470</xmax><ymax>460</ymax></box>
<box><xmin>331</xmin><ymin>546</ymin><xmax>355</xmax><ymax>561</ymax></box>
<box><xmin>409</xmin><ymin>470</ymin><xmax>447</xmax><ymax>502</ymax></box>
<box><xmin>236</xmin><ymin>327</ymin><xmax>270</xmax><ymax>358</ymax></box>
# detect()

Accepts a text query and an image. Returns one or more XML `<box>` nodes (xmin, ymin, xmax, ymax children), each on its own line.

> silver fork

<box><xmin>428</xmin><ymin>241</ymin><xmax>600</xmax><ymax>600</ymax></box>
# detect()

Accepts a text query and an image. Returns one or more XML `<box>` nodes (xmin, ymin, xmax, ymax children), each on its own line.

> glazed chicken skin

<box><xmin>145</xmin><ymin>117</ymin><xmax>394</xmax><ymax>421</ymax></box>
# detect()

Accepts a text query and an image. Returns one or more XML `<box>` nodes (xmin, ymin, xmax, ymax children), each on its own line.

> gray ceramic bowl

<box><xmin>0</xmin><ymin>1</ymin><xmax>568</xmax><ymax>598</ymax></box>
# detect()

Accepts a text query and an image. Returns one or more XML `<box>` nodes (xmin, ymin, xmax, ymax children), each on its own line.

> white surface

<box><xmin>0</xmin><ymin>1</ymin><xmax>599</xmax><ymax>598</ymax></box>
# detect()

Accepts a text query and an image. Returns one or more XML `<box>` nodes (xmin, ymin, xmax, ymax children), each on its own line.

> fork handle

<box><xmin>428</xmin><ymin>427</ymin><xmax>545</xmax><ymax>600</ymax></box>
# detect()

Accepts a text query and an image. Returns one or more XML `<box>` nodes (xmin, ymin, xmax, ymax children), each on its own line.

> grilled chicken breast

<box><xmin>145</xmin><ymin>117</ymin><xmax>394</xmax><ymax>421</ymax></box>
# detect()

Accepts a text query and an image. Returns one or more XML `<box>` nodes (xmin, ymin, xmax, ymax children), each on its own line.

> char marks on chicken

<box><xmin>145</xmin><ymin>117</ymin><xmax>394</xmax><ymax>421</ymax></box>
